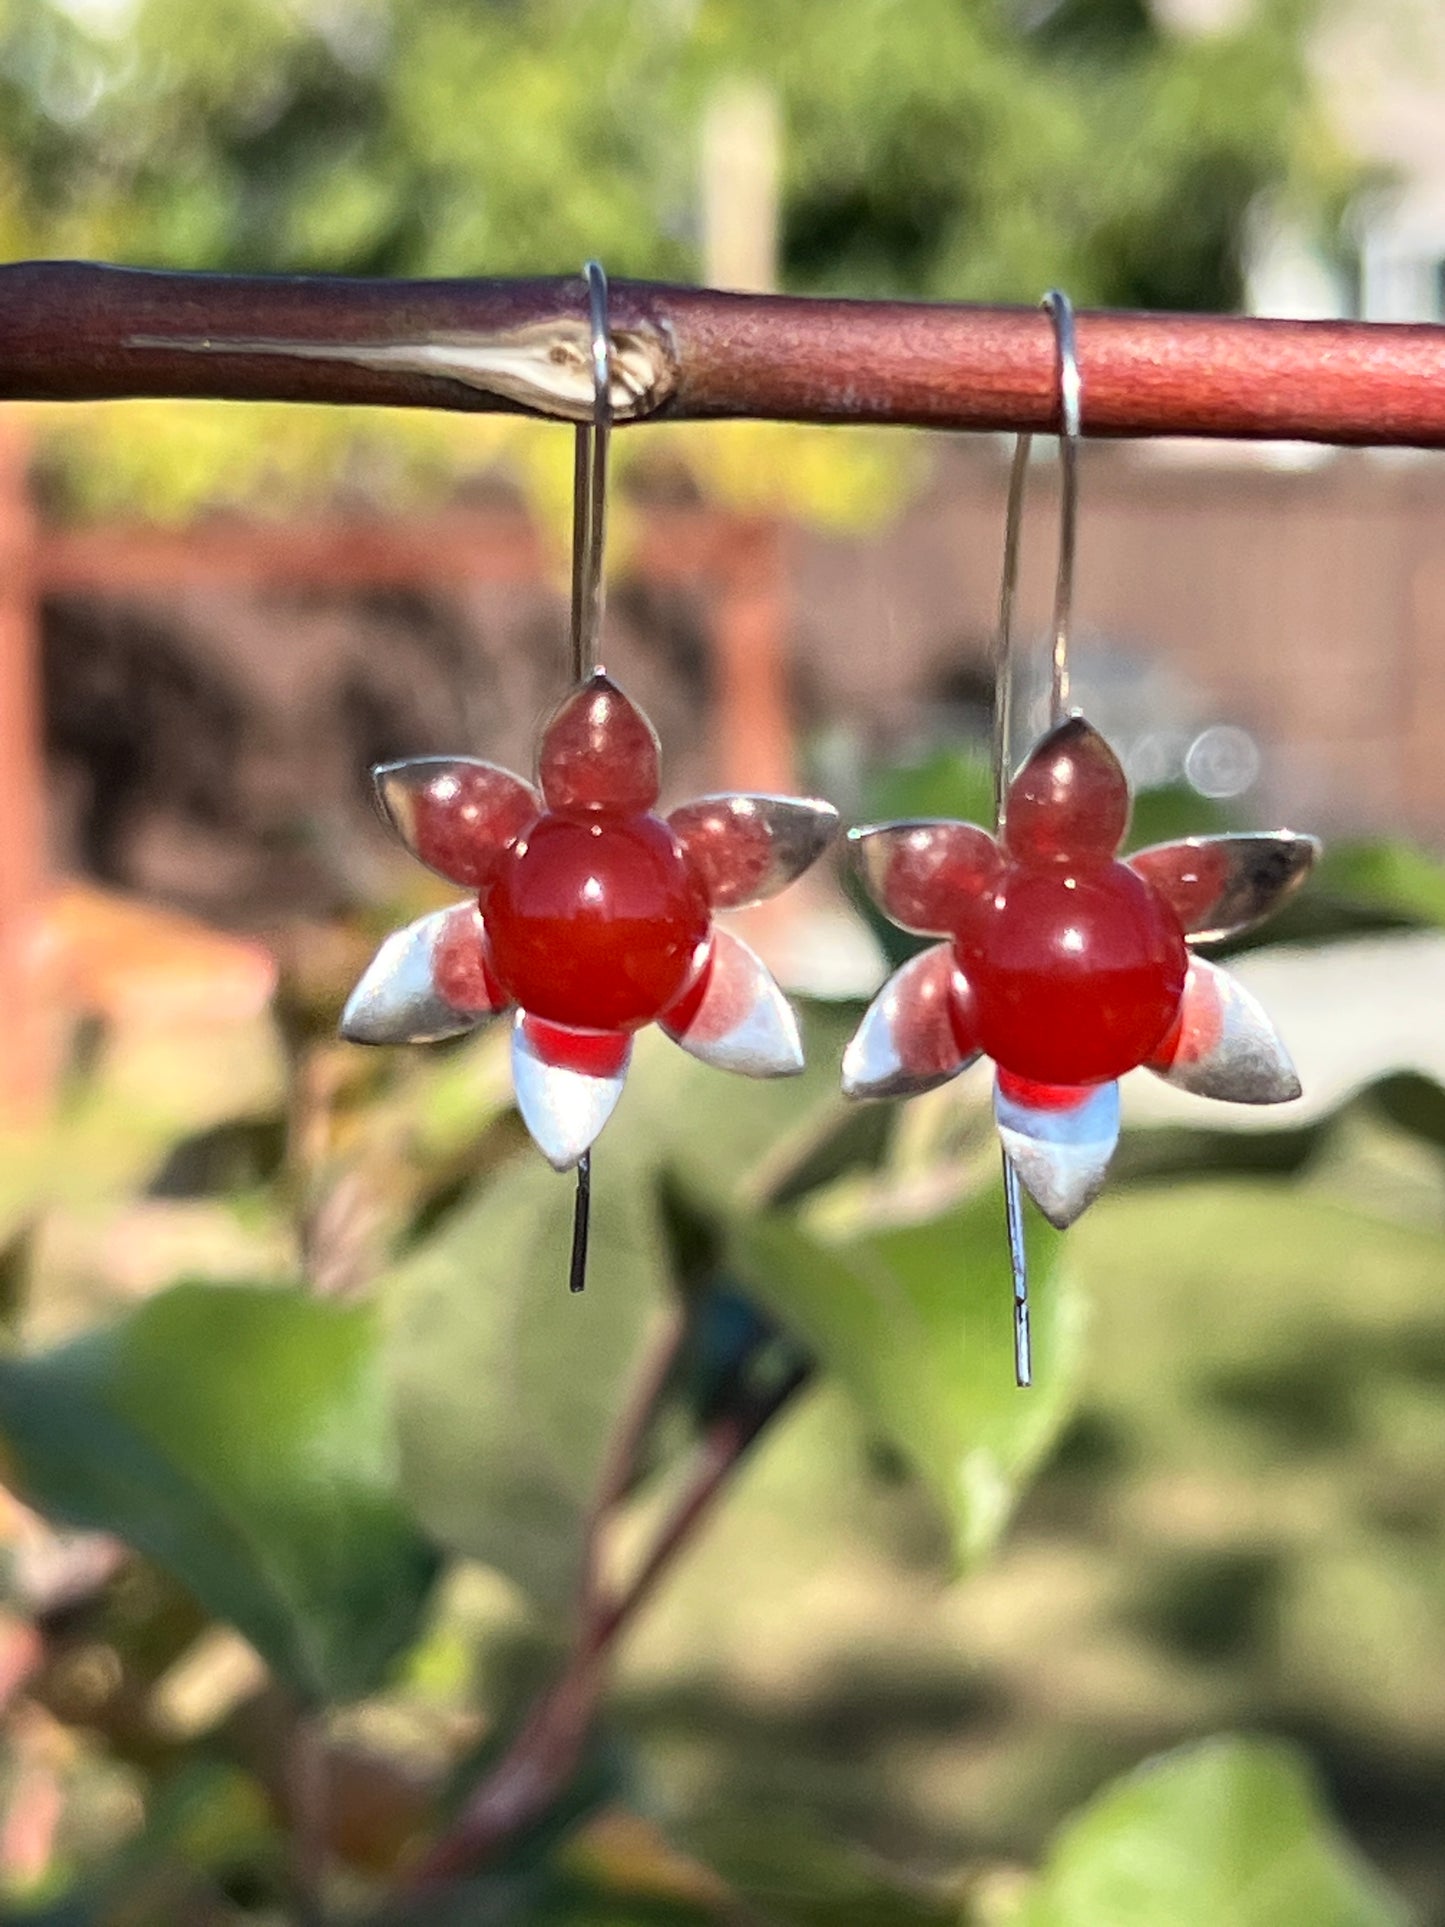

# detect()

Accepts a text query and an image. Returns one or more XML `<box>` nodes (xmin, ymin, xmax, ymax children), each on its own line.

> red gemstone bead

<box><xmin>484</xmin><ymin>811</ymin><xmax>710</xmax><ymax>1032</ymax></box>
<box><xmin>433</xmin><ymin>904</ymin><xmax>506</xmax><ymax>1013</ymax></box>
<box><xmin>520</xmin><ymin>1014</ymin><xmax>631</xmax><ymax>1077</ymax></box>
<box><xmin>995</xmin><ymin>1069</ymin><xmax>1092</xmax><ymax>1112</ymax></box>
<box><xmin>1148</xmin><ymin>961</ymin><xmax>1225</xmax><ymax>1072</ymax></box>
<box><xmin>669</xmin><ymin>803</ymin><xmax>774</xmax><ymax>908</ymax></box>
<box><xmin>1005</xmin><ymin>717</ymin><xmax>1130</xmax><ymax>864</ymax></box>
<box><xmin>402</xmin><ymin>765</ymin><xmax>539</xmax><ymax>892</ymax></box>
<box><xmin>953</xmin><ymin>859</ymin><xmax>1188</xmax><ymax>1085</ymax></box>
<box><xmin>539</xmin><ymin>673</ymin><xmax>661</xmax><ymax>815</ymax></box>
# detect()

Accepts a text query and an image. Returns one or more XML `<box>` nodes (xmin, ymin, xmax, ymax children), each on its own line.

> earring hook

<box><xmin>565</xmin><ymin>260</ymin><xmax>614</xmax><ymax>1292</ymax></box>
<box><xmin>991</xmin><ymin>289</ymin><xmax>1083</xmax><ymax>1388</ymax></box>
<box><xmin>992</xmin><ymin>289</ymin><xmax>1081</xmax><ymax>825</ymax></box>
<box><xmin>570</xmin><ymin>259</ymin><xmax>613</xmax><ymax>683</ymax></box>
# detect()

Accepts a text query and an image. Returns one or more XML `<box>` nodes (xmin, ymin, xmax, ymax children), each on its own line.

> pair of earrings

<box><xmin>342</xmin><ymin>269</ymin><xmax>1317</xmax><ymax>1384</ymax></box>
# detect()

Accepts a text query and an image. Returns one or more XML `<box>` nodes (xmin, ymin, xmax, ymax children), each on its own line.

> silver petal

<box><xmin>340</xmin><ymin>903</ymin><xmax>504</xmax><ymax>1045</ymax></box>
<box><xmin>995</xmin><ymin>1075</ymin><xmax>1120</xmax><ymax>1229</ymax></box>
<box><xmin>1147</xmin><ymin>955</ymin><xmax>1301</xmax><ymax>1103</ymax></box>
<box><xmin>668</xmin><ymin>794</ymin><xmax>839</xmax><ymax>909</ymax></box>
<box><xmin>511</xmin><ymin>1014</ymin><xmax>631</xmax><ymax>1171</ymax></box>
<box><xmin>661</xmin><ymin>929</ymin><xmax>803</xmax><ymax>1076</ymax></box>
<box><xmin>374</xmin><ymin>757</ymin><xmax>539</xmax><ymax>888</ymax></box>
<box><xmin>1128</xmin><ymin>832</ymin><xmax>1320</xmax><ymax>944</ymax></box>
<box><xmin>849</xmin><ymin>819</ymin><xmax>1000</xmax><ymax>936</ymax></box>
<box><xmin>842</xmin><ymin>943</ymin><xmax>980</xmax><ymax>1100</ymax></box>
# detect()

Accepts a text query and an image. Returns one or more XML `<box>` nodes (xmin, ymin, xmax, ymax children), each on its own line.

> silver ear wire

<box><xmin>994</xmin><ymin>290</ymin><xmax>1081</xmax><ymax>824</ymax></box>
<box><xmin>570</xmin><ymin>259</ymin><xmax>613</xmax><ymax>683</ymax></box>
<box><xmin>992</xmin><ymin>289</ymin><xmax>1083</xmax><ymax>1387</ymax></box>
<box><xmin>566</xmin><ymin>260</ymin><xmax>614</xmax><ymax>1289</ymax></box>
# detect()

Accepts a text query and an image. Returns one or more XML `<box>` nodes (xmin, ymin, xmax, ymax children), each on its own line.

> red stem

<box><xmin>1</xmin><ymin>261</ymin><xmax>1444</xmax><ymax>445</ymax></box>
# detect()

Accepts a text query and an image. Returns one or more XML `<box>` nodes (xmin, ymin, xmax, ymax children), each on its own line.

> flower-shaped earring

<box><xmin>341</xmin><ymin>263</ymin><xmax>837</xmax><ymax>1288</ymax></box>
<box><xmin>843</xmin><ymin>293</ymin><xmax>1318</xmax><ymax>1384</ymax></box>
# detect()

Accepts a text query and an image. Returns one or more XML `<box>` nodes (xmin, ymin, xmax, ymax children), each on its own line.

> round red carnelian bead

<box><xmin>484</xmin><ymin>812</ymin><xmax>710</xmax><ymax>1032</ymax></box>
<box><xmin>953</xmin><ymin>860</ymin><xmax>1188</xmax><ymax>1085</ymax></box>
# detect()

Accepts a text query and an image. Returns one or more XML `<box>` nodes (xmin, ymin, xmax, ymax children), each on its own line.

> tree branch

<box><xmin>404</xmin><ymin>1357</ymin><xmax>811</xmax><ymax>1891</ymax></box>
<box><xmin>1</xmin><ymin>261</ymin><xmax>1445</xmax><ymax>446</ymax></box>
<box><xmin>577</xmin><ymin>1306</ymin><xmax>688</xmax><ymax>1627</ymax></box>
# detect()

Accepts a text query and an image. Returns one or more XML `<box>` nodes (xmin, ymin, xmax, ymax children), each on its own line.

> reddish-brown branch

<box><xmin>406</xmin><ymin>1361</ymin><xmax>811</xmax><ymax>1892</ymax></box>
<box><xmin>577</xmin><ymin>1306</ymin><xmax>688</xmax><ymax>1625</ymax></box>
<box><xmin>2</xmin><ymin>261</ymin><xmax>1445</xmax><ymax>446</ymax></box>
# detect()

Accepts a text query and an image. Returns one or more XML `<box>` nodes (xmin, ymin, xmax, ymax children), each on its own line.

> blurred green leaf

<box><xmin>22</xmin><ymin>1759</ymin><xmax>282</xmax><ymax>1927</ymax></box>
<box><xmin>618</xmin><ymin>1012</ymin><xmax>869</xmax><ymax>1208</ymax></box>
<box><xmin>861</xmin><ymin>748</ymin><xmax>996</xmax><ymax>829</ymax></box>
<box><xmin>0</xmin><ymin>1283</ymin><xmax>438</xmax><ymax>1703</ymax></box>
<box><xmin>1124</xmin><ymin>781</ymin><xmax>1236</xmax><ymax>852</ymax></box>
<box><xmin>1314</xmin><ymin>840</ymin><xmax>1445</xmax><ymax>930</ymax></box>
<box><xmin>724</xmin><ymin>1189</ymin><xmax>1080</xmax><ymax>1565</ymax></box>
<box><xmin>384</xmin><ymin>1150</ymin><xmax>670</xmax><ymax>1615</ymax></box>
<box><xmin>1009</xmin><ymin>1736</ymin><xmax>1408</xmax><ymax>1927</ymax></box>
<box><xmin>1371</xmin><ymin>1070</ymin><xmax>1445</xmax><ymax>1150</ymax></box>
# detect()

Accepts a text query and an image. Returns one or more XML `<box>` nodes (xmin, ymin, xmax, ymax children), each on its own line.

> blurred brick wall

<box><xmin>793</xmin><ymin>443</ymin><xmax>1445</xmax><ymax>838</ymax></box>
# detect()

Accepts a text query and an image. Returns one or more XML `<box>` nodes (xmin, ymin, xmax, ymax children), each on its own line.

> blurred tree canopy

<box><xmin>0</xmin><ymin>0</ymin><xmax>1352</xmax><ymax>304</ymax></box>
<box><xmin>0</xmin><ymin>0</ymin><xmax>1357</xmax><ymax>518</ymax></box>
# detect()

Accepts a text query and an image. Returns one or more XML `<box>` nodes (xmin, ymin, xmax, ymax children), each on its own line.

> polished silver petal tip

<box><xmin>1129</xmin><ymin>831</ymin><xmax>1321</xmax><ymax>944</ymax></box>
<box><xmin>1147</xmin><ymin>955</ymin><xmax>1301</xmax><ymax>1104</ymax></box>
<box><xmin>841</xmin><ymin>942</ymin><xmax>980</xmax><ymax>1100</ymax></box>
<box><xmin>340</xmin><ymin>902</ymin><xmax>501</xmax><ymax>1045</ymax></box>
<box><xmin>995</xmin><ymin>1076</ymin><xmax>1120</xmax><ymax>1229</ymax></box>
<box><xmin>661</xmin><ymin>929</ymin><xmax>804</xmax><ymax>1077</ymax></box>
<box><xmin>668</xmin><ymin>794</ymin><xmax>839</xmax><ymax>910</ymax></box>
<box><xmin>511</xmin><ymin>1014</ymin><xmax>631</xmax><ymax>1171</ymax></box>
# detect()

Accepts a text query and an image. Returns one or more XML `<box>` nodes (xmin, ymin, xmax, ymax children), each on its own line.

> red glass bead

<box><xmin>1148</xmin><ymin>960</ymin><xmax>1226</xmax><ymax>1072</ymax></box>
<box><xmin>402</xmin><ymin>765</ymin><xmax>539</xmax><ymax>892</ymax></box>
<box><xmin>995</xmin><ymin>1069</ymin><xmax>1091</xmax><ymax>1112</ymax></box>
<box><xmin>946</xmin><ymin>967</ymin><xmax>982</xmax><ymax>1060</ymax></box>
<box><xmin>1128</xmin><ymin>838</ymin><xmax>1233</xmax><ymax>934</ymax></box>
<box><xmin>669</xmin><ymin>804</ymin><xmax>774</xmax><ymax>908</ymax></box>
<box><xmin>520</xmin><ymin>1015</ymin><xmax>631</xmax><ymax>1078</ymax></box>
<box><xmin>433</xmin><ymin>905</ymin><xmax>506</xmax><ymax>1012</ymax></box>
<box><xmin>953</xmin><ymin>859</ymin><xmax>1188</xmax><ymax>1084</ymax></box>
<box><xmin>1005</xmin><ymin>717</ymin><xmax>1130</xmax><ymax>864</ymax></box>
<box><xmin>539</xmin><ymin>673</ymin><xmax>661</xmax><ymax>815</ymax></box>
<box><xmin>484</xmin><ymin>811</ymin><xmax>710</xmax><ymax>1032</ymax></box>
<box><xmin>869</xmin><ymin>821</ymin><xmax>1001</xmax><ymax>935</ymax></box>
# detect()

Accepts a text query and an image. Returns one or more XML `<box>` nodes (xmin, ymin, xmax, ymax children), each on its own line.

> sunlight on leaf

<box><xmin>724</xmin><ymin>1188</ymin><xmax>1081</xmax><ymax>1566</ymax></box>
<box><xmin>383</xmin><ymin>1149</ymin><xmax>670</xmax><ymax>1616</ymax></box>
<box><xmin>1009</xmin><ymin>1736</ymin><xmax>1407</xmax><ymax>1927</ymax></box>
